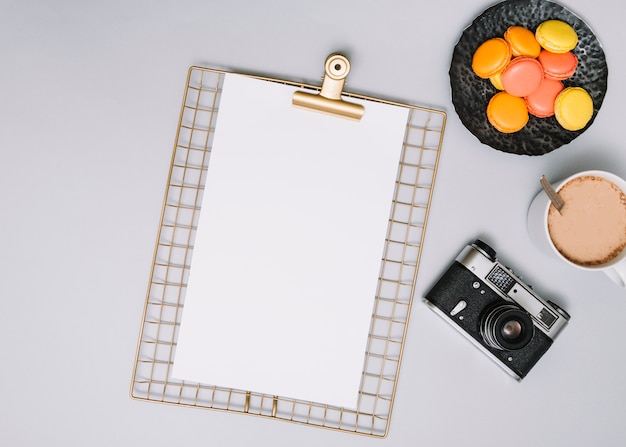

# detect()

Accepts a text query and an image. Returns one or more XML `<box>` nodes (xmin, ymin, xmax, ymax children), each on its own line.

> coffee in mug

<box><xmin>547</xmin><ymin>175</ymin><xmax>626</xmax><ymax>266</ymax></box>
<box><xmin>527</xmin><ymin>170</ymin><xmax>626</xmax><ymax>287</ymax></box>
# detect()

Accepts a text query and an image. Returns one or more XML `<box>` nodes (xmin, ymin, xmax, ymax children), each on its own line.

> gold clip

<box><xmin>292</xmin><ymin>53</ymin><xmax>364</xmax><ymax>121</ymax></box>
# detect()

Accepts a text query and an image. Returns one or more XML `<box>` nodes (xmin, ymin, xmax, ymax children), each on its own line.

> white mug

<box><xmin>527</xmin><ymin>170</ymin><xmax>626</xmax><ymax>287</ymax></box>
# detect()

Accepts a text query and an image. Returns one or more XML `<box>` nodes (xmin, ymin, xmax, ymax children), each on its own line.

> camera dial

<box><xmin>472</xmin><ymin>239</ymin><xmax>497</xmax><ymax>261</ymax></box>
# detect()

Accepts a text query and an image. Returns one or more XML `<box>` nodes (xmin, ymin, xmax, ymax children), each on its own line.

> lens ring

<box><xmin>480</xmin><ymin>304</ymin><xmax>534</xmax><ymax>351</ymax></box>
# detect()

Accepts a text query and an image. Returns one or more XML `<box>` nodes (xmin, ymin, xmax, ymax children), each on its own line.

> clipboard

<box><xmin>130</xmin><ymin>54</ymin><xmax>446</xmax><ymax>437</ymax></box>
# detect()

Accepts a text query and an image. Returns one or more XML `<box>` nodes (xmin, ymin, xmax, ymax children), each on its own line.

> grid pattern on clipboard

<box><xmin>131</xmin><ymin>67</ymin><xmax>446</xmax><ymax>437</ymax></box>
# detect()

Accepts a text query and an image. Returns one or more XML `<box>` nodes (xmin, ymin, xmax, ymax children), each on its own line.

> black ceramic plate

<box><xmin>449</xmin><ymin>0</ymin><xmax>608</xmax><ymax>155</ymax></box>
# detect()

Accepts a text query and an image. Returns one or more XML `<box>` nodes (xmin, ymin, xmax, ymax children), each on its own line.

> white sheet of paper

<box><xmin>171</xmin><ymin>73</ymin><xmax>408</xmax><ymax>409</ymax></box>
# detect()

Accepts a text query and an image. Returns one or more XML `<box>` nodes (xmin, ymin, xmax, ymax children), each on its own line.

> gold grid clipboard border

<box><xmin>130</xmin><ymin>66</ymin><xmax>446</xmax><ymax>437</ymax></box>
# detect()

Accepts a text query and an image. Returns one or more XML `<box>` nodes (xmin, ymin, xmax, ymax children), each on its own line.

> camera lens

<box><xmin>502</xmin><ymin>320</ymin><xmax>523</xmax><ymax>339</ymax></box>
<box><xmin>480</xmin><ymin>304</ymin><xmax>534</xmax><ymax>351</ymax></box>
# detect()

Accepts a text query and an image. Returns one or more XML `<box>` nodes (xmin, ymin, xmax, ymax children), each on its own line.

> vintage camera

<box><xmin>424</xmin><ymin>239</ymin><xmax>570</xmax><ymax>380</ymax></box>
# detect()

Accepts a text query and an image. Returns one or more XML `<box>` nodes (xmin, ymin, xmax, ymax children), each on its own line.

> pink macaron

<box><xmin>537</xmin><ymin>50</ymin><xmax>578</xmax><ymax>80</ymax></box>
<box><xmin>525</xmin><ymin>78</ymin><xmax>564</xmax><ymax>118</ymax></box>
<box><xmin>501</xmin><ymin>56</ymin><xmax>544</xmax><ymax>97</ymax></box>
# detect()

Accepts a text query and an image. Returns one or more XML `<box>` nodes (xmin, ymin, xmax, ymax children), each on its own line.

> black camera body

<box><xmin>424</xmin><ymin>240</ymin><xmax>570</xmax><ymax>380</ymax></box>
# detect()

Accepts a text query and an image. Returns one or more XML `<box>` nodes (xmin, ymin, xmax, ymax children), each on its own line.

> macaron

<box><xmin>472</xmin><ymin>38</ymin><xmax>512</xmax><ymax>79</ymax></box>
<box><xmin>489</xmin><ymin>71</ymin><xmax>504</xmax><ymax>90</ymax></box>
<box><xmin>537</xmin><ymin>49</ymin><xmax>578</xmax><ymax>80</ymax></box>
<box><xmin>554</xmin><ymin>87</ymin><xmax>593</xmax><ymax>131</ymax></box>
<box><xmin>535</xmin><ymin>20</ymin><xmax>578</xmax><ymax>53</ymax></box>
<box><xmin>525</xmin><ymin>78</ymin><xmax>564</xmax><ymax>118</ymax></box>
<box><xmin>487</xmin><ymin>91</ymin><xmax>529</xmax><ymax>133</ymax></box>
<box><xmin>501</xmin><ymin>56</ymin><xmax>544</xmax><ymax>97</ymax></box>
<box><xmin>504</xmin><ymin>26</ymin><xmax>541</xmax><ymax>58</ymax></box>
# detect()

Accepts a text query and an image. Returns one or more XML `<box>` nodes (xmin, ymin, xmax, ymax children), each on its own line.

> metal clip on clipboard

<box><xmin>292</xmin><ymin>54</ymin><xmax>365</xmax><ymax>121</ymax></box>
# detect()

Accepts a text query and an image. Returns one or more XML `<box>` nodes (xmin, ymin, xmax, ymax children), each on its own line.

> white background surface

<box><xmin>1</xmin><ymin>1</ymin><xmax>625</xmax><ymax>446</ymax></box>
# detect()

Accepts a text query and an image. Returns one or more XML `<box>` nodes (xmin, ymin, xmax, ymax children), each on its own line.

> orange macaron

<box><xmin>487</xmin><ymin>91</ymin><xmax>529</xmax><ymax>133</ymax></box>
<box><xmin>504</xmin><ymin>26</ymin><xmax>541</xmax><ymax>58</ymax></box>
<box><xmin>472</xmin><ymin>38</ymin><xmax>512</xmax><ymax>78</ymax></box>
<box><xmin>525</xmin><ymin>78</ymin><xmax>564</xmax><ymax>118</ymax></box>
<box><xmin>537</xmin><ymin>50</ymin><xmax>578</xmax><ymax>80</ymax></box>
<box><xmin>501</xmin><ymin>56</ymin><xmax>544</xmax><ymax>97</ymax></box>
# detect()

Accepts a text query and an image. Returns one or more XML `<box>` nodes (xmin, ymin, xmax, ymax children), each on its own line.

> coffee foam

<box><xmin>547</xmin><ymin>176</ymin><xmax>626</xmax><ymax>266</ymax></box>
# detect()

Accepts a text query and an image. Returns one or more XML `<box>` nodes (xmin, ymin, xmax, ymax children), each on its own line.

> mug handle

<box><xmin>604</xmin><ymin>259</ymin><xmax>626</xmax><ymax>287</ymax></box>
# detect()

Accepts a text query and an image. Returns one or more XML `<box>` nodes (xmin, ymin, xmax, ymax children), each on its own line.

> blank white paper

<box><xmin>171</xmin><ymin>73</ymin><xmax>409</xmax><ymax>409</ymax></box>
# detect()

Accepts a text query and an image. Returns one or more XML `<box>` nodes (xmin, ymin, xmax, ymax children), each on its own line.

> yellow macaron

<box><xmin>535</xmin><ymin>20</ymin><xmax>578</xmax><ymax>53</ymax></box>
<box><xmin>554</xmin><ymin>87</ymin><xmax>593</xmax><ymax>131</ymax></box>
<box><xmin>489</xmin><ymin>71</ymin><xmax>504</xmax><ymax>90</ymax></box>
<box><xmin>487</xmin><ymin>91</ymin><xmax>529</xmax><ymax>133</ymax></box>
<box><xmin>472</xmin><ymin>38</ymin><xmax>512</xmax><ymax>79</ymax></box>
